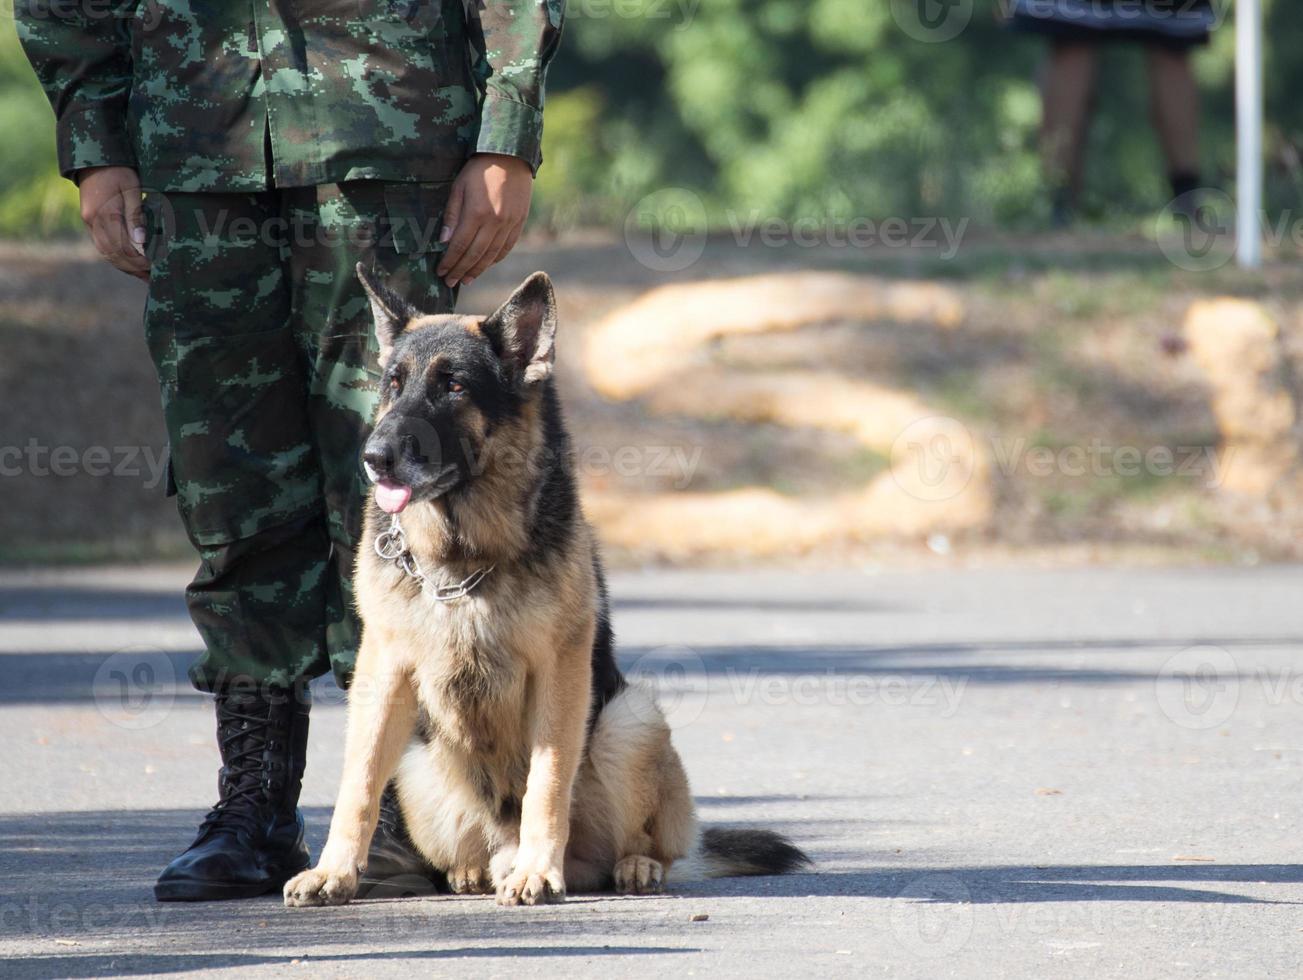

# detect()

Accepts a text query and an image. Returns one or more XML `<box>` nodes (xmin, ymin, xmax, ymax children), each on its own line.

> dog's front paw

<box><xmin>283</xmin><ymin>866</ymin><xmax>360</xmax><ymax>907</ymax></box>
<box><xmin>449</xmin><ymin>865</ymin><xmax>493</xmax><ymax>895</ymax></box>
<box><xmin>496</xmin><ymin>863</ymin><xmax>565</xmax><ymax>906</ymax></box>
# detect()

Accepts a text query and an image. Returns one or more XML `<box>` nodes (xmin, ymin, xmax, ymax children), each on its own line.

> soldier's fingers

<box><xmin>435</xmin><ymin>182</ymin><xmax>467</xmax><ymax>276</ymax></box>
<box><xmin>462</xmin><ymin>227</ymin><xmax>511</xmax><ymax>284</ymax></box>
<box><xmin>85</xmin><ymin>196</ymin><xmax>130</xmax><ymax>265</ymax></box>
<box><xmin>437</xmin><ymin>215</ymin><xmax>478</xmax><ymax>281</ymax></box>
<box><xmin>120</xmin><ymin>186</ymin><xmax>148</xmax><ymax>257</ymax></box>
<box><xmin>99</xmin><ymin>211</ymin><xmax>151</xmax><ymax>280</ymax></box>
<box><xmin>442</xmin><ymin>225</ymin><xmax>497</xmax><ymax>287</ymax></box>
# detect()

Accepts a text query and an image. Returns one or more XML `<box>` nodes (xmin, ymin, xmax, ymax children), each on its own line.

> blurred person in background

<box><xmin>1007</xmin><ymin>0</ymin><xmax>1219</xmax><ymax>225</ymax></box>
<box><xmin>17</xmin><ymin>1</ymin><xmax>562</xmax><ymax>902</ymax></box>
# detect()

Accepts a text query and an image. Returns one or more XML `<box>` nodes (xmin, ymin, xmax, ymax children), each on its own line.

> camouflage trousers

<box><xmin>143</xmin><ymin>181</ymin><xmax>456</xmax><ymax>692</ymax></box>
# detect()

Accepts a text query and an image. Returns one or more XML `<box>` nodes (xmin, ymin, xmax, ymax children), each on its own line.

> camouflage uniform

<box><xmin>18</xmin><ymin>0</ymin><xmax>563</xmax><ymax>691</ymax></box>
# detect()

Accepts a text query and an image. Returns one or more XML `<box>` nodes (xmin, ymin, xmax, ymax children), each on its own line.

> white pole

<box><xmin>1236</xmin><ymin>0</ymin><xmax>1263</xmax><ymax>269</ymax></box>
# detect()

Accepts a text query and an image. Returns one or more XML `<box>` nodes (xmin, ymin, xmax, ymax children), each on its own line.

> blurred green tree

<box><xmin>0</xmin><ymin>29</ymin><xmax>80</xmax><ymax>236</ymax></box>
<box><xmin>0</xmin><ymin>0</ymin><xmax>1284</xmax><ymax>238</ymax></box>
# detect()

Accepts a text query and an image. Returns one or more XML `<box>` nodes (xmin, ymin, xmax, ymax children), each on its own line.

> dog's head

<box><xmin>356</xmin><ymin>264</ymin><xmax>558</xmax><ymax>514</ymax></box>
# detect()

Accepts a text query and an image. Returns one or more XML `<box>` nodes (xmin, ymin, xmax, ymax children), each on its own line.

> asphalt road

<box><xmin>2</xmin><ymin>562</ymin><xmax>1302</xmax><ymax>978</ymax></box>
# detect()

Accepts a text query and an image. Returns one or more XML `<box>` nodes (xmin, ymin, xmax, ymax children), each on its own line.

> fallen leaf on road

<box><xmin>690</xmin><ymin>913</ymin><xmax>709</xmax><ymax>922</ymax></box>
<box><xmin>1173</xmin><ymin>855</ymin><xmax>1215</xmax><ymax>862</ymax></box>
<box><xmin>1035</xmin><ymin>788</ymin><xmax>1063</xmax><ymax>796</ymax></box>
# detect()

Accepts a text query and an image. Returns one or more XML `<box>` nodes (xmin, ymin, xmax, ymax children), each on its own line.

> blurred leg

<box><xmin>1146</xmin><ymin>45</ymin><xmax>1201</xmax><ymax>184</ymax></box>
<box><xmin>1040</xmin><ymin>41</ymin><xmax>1099</xmax><ymax>212</ymax></box>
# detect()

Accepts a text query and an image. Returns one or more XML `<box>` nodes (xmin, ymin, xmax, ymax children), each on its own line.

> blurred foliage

<box><xmin>0</xmin><ymin>29</ymin><xmax>80</xmax><ymax>236</ymax></box>
<box><xmin>0</xmin><ymin>0</ymin><xmax>1298</xmax><ymax>237</ymax></box>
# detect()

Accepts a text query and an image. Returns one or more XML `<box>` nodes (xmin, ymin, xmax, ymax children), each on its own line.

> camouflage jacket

<box><xmin>17</xmin><ymin>0</ymin><xmax>563</xmax><ymax>191</ymax></box>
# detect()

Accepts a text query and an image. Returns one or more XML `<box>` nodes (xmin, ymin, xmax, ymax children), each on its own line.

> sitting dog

<box><xmin>284</xmin><ymin>267</ymin><xmax>808</xmax><ymax>907</ymax></box>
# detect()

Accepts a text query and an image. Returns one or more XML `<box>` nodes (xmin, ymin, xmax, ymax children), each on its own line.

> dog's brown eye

<box><xmin>447</xmin><ymin>379</ymin><xmax>465</xmax><ymax>394</ymax></box>
<box><xmin>388</xmin><ymin>377</ymin><xmax>401</xmax><ymax>393</ymax></box>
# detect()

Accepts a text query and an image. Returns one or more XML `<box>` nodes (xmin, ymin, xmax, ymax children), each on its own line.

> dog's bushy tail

<box><xmin>676</xmin><ymin>827</ymin><xmax>811</xmax><ymax>880</ymax></box>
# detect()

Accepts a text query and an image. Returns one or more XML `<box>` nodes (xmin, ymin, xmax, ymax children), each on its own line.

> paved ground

<box><xmin>2</xmin><ymin>562</ymin><xmax>1302</xmax><ymax>978</ymax></box>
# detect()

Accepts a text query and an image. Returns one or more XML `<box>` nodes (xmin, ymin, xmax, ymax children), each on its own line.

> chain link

<box><xmin>373</xmin><ymin>515</ymin><xmax>495</xmax><ymax>602</ymax></box>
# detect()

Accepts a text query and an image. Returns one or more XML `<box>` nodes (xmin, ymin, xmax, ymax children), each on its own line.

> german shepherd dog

<box><xmin>284</xmin><ymin>268</ymin><xmax>808</xmax><ymax>907</ymax></box>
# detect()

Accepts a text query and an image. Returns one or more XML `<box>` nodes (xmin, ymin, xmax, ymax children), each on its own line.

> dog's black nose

<box><xmin>363</xmin><ymin>443</ymin><xmax>395</xmax><ymax>478</ymax></box>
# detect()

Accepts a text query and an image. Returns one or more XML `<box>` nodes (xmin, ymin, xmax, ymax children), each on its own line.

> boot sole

<box><xmin>154</xmin><ymin>863</ymin><xmax>309</xmax><ymax>903</ymax></box>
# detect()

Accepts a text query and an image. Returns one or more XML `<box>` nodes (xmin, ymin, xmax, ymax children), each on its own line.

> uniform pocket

<box><xmin>165</xmin><ymin>326</ymin><xmax>321</xmax><ymax>546</ymax></box>
<box><xmin>340</xmin><ymin>180</ymin><xmax>458</xmax><ymax>378</ymax></box>
<box><xmin>380</xmin><ymin>180</ymin><xmax>455</xmax><ymax>254</ymax></box>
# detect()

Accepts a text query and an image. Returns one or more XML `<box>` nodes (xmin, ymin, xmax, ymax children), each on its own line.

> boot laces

<box><xmin>197</xmin><ymin>705</ymin><xmax>282</xmax><ymax>839</ymax></box>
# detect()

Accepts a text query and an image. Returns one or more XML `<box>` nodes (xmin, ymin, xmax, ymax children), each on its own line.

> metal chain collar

<box><xmin>374</xmin><ymin>515</ymin><xmax>495</xmax><ymax>602</ymax></box>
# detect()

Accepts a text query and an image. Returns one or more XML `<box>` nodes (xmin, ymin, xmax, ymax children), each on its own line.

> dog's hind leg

<box><xmin>584</xmin><ymin>685</ymin><xmax>696</xmax><ymax>895</ymax></box>
<box><xmin>285</xmin><ymin>636</ymin><xmax>417</xmax><ymax>907</ymax></box>
<box><xmin>613</xmin><ymin>739</ymin><xmax>694</xmax><ymax>894</ymax></box>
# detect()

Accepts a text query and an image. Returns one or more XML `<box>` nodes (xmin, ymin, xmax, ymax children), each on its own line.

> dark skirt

<box><xmin>1006</xmin><ymin>0</ymin><xmax>1217</xmax><ymax>50</ymax></box>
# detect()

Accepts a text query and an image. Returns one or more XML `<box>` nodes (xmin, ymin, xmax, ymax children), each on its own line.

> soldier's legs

<box><xmin>146</xmin><ymin>183</ymin><xmax>458</xmax><ymax>901</ymax></box>
<box><xmin>145</xmin><ymin>192</ymin><xmax>333</xmax><ymax>693</ymax></box>
<box><xmin>146</xmin><ymin>191</ymin><xmax>332</xmax><ymax>900</ymax></box>
<box><xmin>283</xmin><ymin>180</ymin><xmax>457</xmax><ymax>688</ymax></box>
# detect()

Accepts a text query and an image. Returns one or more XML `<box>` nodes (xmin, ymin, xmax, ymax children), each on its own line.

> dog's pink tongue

<box><xmin>374</xmin><ymin>480</ymin><xmax>412</xmax><ymax>514</ymax></box>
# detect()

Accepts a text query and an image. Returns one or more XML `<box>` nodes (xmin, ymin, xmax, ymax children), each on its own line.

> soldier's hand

<box><xmin>78</xmin><ymin>166</ymin><xmax>150</xmax><ymax>281</ymax></box>
<box><xmin>437</xmin><ymin>154</ymin><xmax>533</xmax><ymax>288</ymax></box>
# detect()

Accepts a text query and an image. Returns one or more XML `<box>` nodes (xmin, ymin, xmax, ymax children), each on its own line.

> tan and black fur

<box><xmin>284</xmin><ymin>267</ymin><xmax>808</xmax><ymax>908</ymax></box>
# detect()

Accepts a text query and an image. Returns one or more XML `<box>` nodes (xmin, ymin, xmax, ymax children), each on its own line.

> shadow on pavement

<box><xmin>0</xmin><ymin>808</ymin><xmax>703</xmax><ymax>978</ymax></box>
<box><xmin>1</xmin><ymin>809</ymin><xmax>1293</xmax><ymax>928</ymax></box>
<box><xmin>677</xmin><ymin>863</ymin><xmax>1303</xmax><ymax>905</ymax></box>
<box><xmin>0</xmin><ymin>586</ymin><xmax>187</xmax><ymax>623</ymax></box>
<box><xmin>11</xmin><ymin>946</ymin><xmax>697</xmax><ymax>980</ymax></box>
<box><xmin>6</xmin><ymin>635</ymin><xmax>1303</xmax><ymax>706</ymax></box>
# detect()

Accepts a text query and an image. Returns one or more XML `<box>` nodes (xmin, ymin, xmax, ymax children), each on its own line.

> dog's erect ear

<box><xmin>480</xmin><ymin>272</ymin><xmax>557</xmax><ymax>386</ymax></box>
<box><xmin>356</xmin><ymin>262</ymin><xmax>415</xmax><ymax>367</ymax></box>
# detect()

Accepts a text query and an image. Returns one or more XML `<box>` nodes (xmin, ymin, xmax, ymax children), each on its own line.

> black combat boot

<box><xmin>155</xmin><ymin>688</ymin><xmax>311</xmax><ymax>901</ymax></box>
<box><xmin>356</xmin><ymin>783</ymin><xmax>444</xmax><ymax>898</ymax></box>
